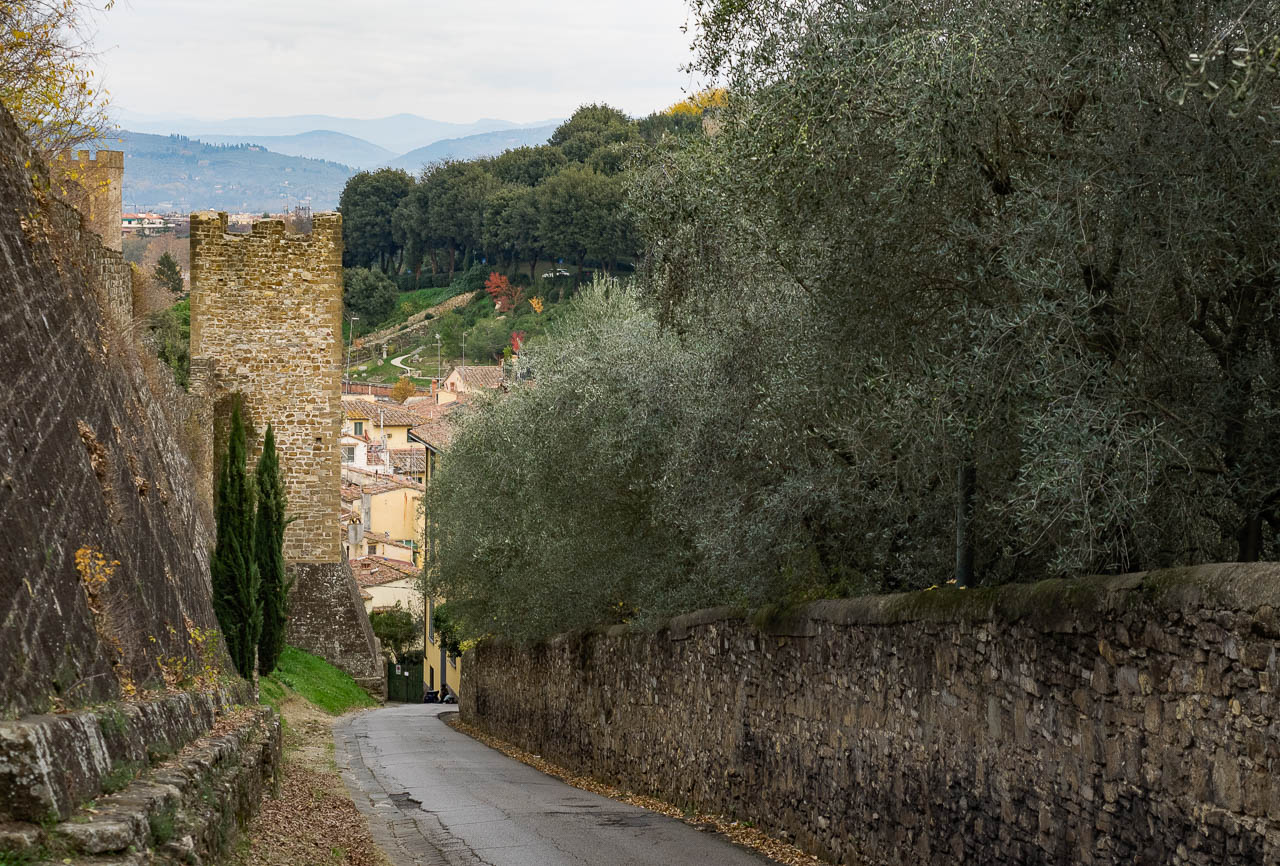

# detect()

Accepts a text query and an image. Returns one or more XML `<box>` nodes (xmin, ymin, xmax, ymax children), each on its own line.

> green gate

<box><xmin>386</xmin><ymin>660</ymin><xmax>423</xmax><ymax>702</ymax></box>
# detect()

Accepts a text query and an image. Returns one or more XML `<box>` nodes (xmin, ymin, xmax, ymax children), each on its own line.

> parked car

<box><xmin>541</xmin><ymin>268</ymin><xmax>572</xmax><ymax>279</ymax></box>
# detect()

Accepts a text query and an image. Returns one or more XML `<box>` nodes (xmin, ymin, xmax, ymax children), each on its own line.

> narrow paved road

<box><xmin>390</xmin><ymin>350</ymin><xmax>420</xmax><ymax>373</ymax></box>
<box><xmin>334</xmin><ymin>704</ymin><xmax>775</xmax><ymax>866</ymax></box>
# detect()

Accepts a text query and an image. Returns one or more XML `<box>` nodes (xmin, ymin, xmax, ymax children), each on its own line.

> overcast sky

<box><xmin>93</xmin><ymin>0</ymin><xmax>701</xmax><ymax>123</ymax></box>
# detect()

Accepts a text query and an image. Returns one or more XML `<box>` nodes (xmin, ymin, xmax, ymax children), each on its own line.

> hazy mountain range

<box><xmin>118</xmin><ymin>131</ymin><xmax>354</xmax><ymax>213</ymax></box>
<box><xmin>111</xmin><ymin>111</ymin><xmax>564</xmax><ymax>210</ymax></box>
<box><xmin>385</xmin><ymin>124</ymin><xmax>560</xmax><ymax>171</ymax></box>
<box><xmin>113</xmin><ymin>110</ymin><xmax>562</xmax><ymax>156</ymax></box>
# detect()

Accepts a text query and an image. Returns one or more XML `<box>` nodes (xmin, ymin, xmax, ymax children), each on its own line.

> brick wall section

<box><xmin>462</xmin><ymin>564</ymin><xmax>1280</xmax><ymax>865</ymax></box>
<box><xmin>188</xmin><ymin>212</ymin><xmax>382</xmax><ymax>692</ymax></box>
<box><xmin>51</xmin><ymin>149</ymin><xmax>123</xmax><ymax>253</ymax></box>
<box><xmin>0</xmin><ymin>104</ymin><xmax>220</xmax><ymax>718</ymax></box>
<box><xmin>189</xmin><ymin>211</ymin><xmax>343</xmax><ymax>562</ymax></box>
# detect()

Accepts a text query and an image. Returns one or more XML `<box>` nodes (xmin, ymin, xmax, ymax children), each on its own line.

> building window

<box><xmin>342</xmin><ymin>446</ymin><xmax>355</xmax><ymax>463</ymax></box>
<box><xmin>353</xmin><ymin>421</ymin><xmax>364</xmax><ymax>435</ymax></box>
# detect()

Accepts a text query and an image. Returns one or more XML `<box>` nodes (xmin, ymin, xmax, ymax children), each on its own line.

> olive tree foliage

<box><xmin>628</xmin><ymin>0</ymin><xmax>1280</xmax><ymax>586</ymax></box>
<box><xmin>425</xmin><ymin>281</ymin><xmax>717</xmax><ymax>640</ymax></box>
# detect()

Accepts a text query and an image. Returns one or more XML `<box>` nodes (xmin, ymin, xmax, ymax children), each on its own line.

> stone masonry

<box><xmin>189</xmin><ymin>212</ymin><xmax>382</xmax><ymax>693</ymax></box>
<box><xmin>51</xmin><ymin>149</ymin><xmax>124</xmax><ymax>253</ymax></box>
<box><xmin>463</xmin><ymin>564</ymin><xmax>1280</xmax><ymax>865</ymax></box>
<box><xmin>0</xmin><ymin>102</ymin><xmax>220</xmax><ymax>719</ymax></box>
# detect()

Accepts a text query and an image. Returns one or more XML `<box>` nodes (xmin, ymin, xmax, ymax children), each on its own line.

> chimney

<box><xmin>362</xmin><ymin>492</ymin><xmax>372</xmax><ymax>527</ymax></box>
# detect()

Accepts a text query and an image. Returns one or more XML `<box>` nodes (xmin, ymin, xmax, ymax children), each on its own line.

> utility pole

<box><xmin>345</xmin><ymin>316</ymin><xmax>359</xmax><ymax>388</ymax></box>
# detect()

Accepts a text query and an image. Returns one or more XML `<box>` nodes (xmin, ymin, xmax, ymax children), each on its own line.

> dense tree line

<box><xmin>338</xmin><ymin>104</ymin><xmax>701</xmax><ymax>288</ymax></box>
<box><xmin>427</xmin><ymin>0</ymin><xmax>1280</xmax><ymax>641</ymax></box>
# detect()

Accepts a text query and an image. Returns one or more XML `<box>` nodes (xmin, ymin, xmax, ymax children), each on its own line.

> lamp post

<box><xmin>434</xmin><ymin>333</ymin><xmax>442</xmax><ymax>390</ymax></box>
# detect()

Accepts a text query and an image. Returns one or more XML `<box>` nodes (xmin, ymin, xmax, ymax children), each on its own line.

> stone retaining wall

<box><xmin>0</xmin><ymin>101</ymin><xmax>223</xmax><ymax>719</ymax></box>
<box><xmin>462</xmin><ymin>564</ymin><xmax>1280</xmax><ymax>865</ymax></box>
<box><xmin>0</xmin><ymin>682</ymin><xmax>280</xmax><ymax>864</ymax></box>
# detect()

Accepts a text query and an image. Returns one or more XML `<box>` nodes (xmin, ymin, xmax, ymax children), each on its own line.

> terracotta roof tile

<box><xmin>349</xmin><ymin>555</ymin><xmax>419</xmax><ymax>587</ymax></box>
<box><xmin>389</xmin><ymin>446</ymin><xmax>427</xmax><ymax>473</ymax></box>
<box><xmin>342</xmin><ymin>399</ymin><xmax>428</xmax><ymax>427</ymax></box>
<box><xmin>449</xmin><ymin>365</ymin><xmax>504</xmax><ymax>390</ymax></box>
<box><xmin>342</xmin><ymin>465</ymin><xmax>425</xmax><ymax>493</ymax></box>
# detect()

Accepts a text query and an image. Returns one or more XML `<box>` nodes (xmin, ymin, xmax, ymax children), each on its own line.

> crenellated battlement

<box><xmin>54</xmin><ymin>149</ymin><xmax>125</xmax><ymax>170</ymax></box>
<box><xmin>50</xmin><ymin>148</ymin><xmax>123</xmax><ymax>252</ymax></box>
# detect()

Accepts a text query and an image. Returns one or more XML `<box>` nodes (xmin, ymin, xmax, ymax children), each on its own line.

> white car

<box><xmin>541</xmin><ymin>268</ymin><xmax>572</xmax><ymax>279</ymax></box>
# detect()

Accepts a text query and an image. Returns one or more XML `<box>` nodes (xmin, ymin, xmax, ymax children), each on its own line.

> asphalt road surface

<box><xmin>334</xmin><ymin>703</ymin><xmax>776</xmax><ymax>866</ymax></box>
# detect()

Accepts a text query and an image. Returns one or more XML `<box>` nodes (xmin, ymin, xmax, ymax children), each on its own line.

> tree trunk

<box><xmin>1237</xmin><ymin>512</ymin><xmax>1263</xmax><ymax>562</ymax></box>
<box><xmin>954</xmin><ymin>459</ymin><xmax>976</xmax><ymax>588</ymax></box>
<box><xmin>529</xmin><ymin>257</ymin><xmax>538</xmax><ymax>281</ymax></box>
<box><xmin>447</xmin><ymin>247</ymin><xmax>456</xmax><ymax>278</ymax></box>
<box><xmin>429</xmin><ymin>249</ymin><xmax>439</xmax><ymax>276</ymax></box>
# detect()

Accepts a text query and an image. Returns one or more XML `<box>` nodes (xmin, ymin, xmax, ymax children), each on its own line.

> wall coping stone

<box><xmin>550</xmin><ymin>564</ymin><xmax>1280</xmax><ymax>646</ymax></box>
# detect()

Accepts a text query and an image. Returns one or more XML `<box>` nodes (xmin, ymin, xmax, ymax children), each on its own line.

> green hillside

<box><xmin>118</xmin><ymin>130</ymin><xmax>356</xmax><ymax>212</ymax></box>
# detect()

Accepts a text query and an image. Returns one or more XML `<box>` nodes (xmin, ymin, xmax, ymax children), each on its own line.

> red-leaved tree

<box><xmin>510</xmin><ymin>331</ymin><xmax>527</xmax><ymax>354</ymax></box>
<box><xmin>484</xmin><ymin>272</ymin><xmax>526</xmax><ymax>314</ymax></box>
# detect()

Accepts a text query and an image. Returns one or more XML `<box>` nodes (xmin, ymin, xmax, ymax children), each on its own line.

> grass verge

<box><xmin>265</xmin><ymin>647</ymin><xmax>378</xmax><ymax>716</ymax></box>
<box><xmin>225</xmin><ymin>657</ymin><xmax>388</xmax><ymax>866</ymax></box>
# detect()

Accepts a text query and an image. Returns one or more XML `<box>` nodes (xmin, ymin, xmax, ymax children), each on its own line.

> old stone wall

<box><xmin>189</xmin><ymin>210</ymin><xmax>343</xmax><ymax>563</ymax></box>
<box><xmin>188</xmin><ymin>211</ymin><xmax>382</xmax><ymax>691</ymax></box>
<box><xmin>0</xmin><ymin>102</ymin><xmax>220</xmax><ymax>719</ymax></box>
<box><xmin>463</xmin><ymin>565</ymin><xmax>1280</xmax><ymax>865</ymax></box>
<box><xmin>0</xmin><ymin>681</ymin><xmax>281</xmax><ymax>864</ymax></box>
<box><xmin>51</xmin><ymin>149</ymin><xmax>123</xmax><ymax>253</ymax></box>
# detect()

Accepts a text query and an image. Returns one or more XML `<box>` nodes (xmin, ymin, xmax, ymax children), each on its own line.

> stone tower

<box><xmin>52</xmin><ymin>150</ymin><xmax>124</xmax><ymax>252</ymax></box>
<box><xmin>189</xmin><ymin>212</ymin><xmax>382</xmax><ymax>693</ymax></box>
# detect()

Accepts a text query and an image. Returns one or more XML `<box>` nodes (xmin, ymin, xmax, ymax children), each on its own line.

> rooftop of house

<box><xmin>389</xmin><ymin>446</ymin><xmax>427</xmax><ymax>473</ymax></box>
<box><xmin>361</xmin><ymin>529</ymin><xmax>415</xmax><ymax>552</ymax></box>
<box><xmin>350</xmin><ymin>555</ymin><xmax>420</xmax><ymax>588</ymax></box>
<box><xmin>406</xmin><ymin>399</ymin><xmax>466</xmax><ymax>451</ymax></box>
<box><xmin>342</xmin><ymin>465</ymin><xmax>425</xmax><ymax>494</ymax></box>
<box><xmin>409</xmin><ymin>417</ymin><xmax>456</xmax><ymax>451</ymax></box>
<box><xmin>448</xmin><ymin>365</ymin><xmax>504</xmax><ymax>390</ymax></box>
<box><xmin>341</xmin><ymin>398</ymin><xmax>433</xmax><ymax>428</ymax></box>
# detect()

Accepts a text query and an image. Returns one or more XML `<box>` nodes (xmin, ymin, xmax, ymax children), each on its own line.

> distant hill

<box><xmin>118</xmin><ymin>131</ymin><xmax>356</xmax><ymax>213</ymax></box>
<box><xmin>387</xmin><ymin>125</ymin><xmax>559</xmax><ymax>172</ymax></box>
<box><xmin>114</xmin><ymin>109</ymin><xmax>563</xmax><ymax>155</ymax></box>
<box><xmin>192</xmin><ymin>130</ymin><xmax>395</xmax><ymax>169</ymax></box>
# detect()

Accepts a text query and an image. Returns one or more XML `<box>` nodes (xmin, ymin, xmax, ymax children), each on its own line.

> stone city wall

<box><xmin>189</xmin><ymin>211</ymin><xmax>344</xmax><ymax>562</ymax></box>
<box><xmin>0</xmin><ymin>102</ymin><xmax>220</xmax><ymax>719</ymax></box>
<box><xmin>462</xmin><ymin>564</ymin><xmax>1280</xmax><ymax>865</ymax></box>
<box><xmin>188</xmin><ymin>212</ymin><xmax>382</xmax><ymax>693</ymax></box>
<box><xmin>51</xmin><ymin>149</ymin><xmax>124</xmax><ymax>253</ymax></box>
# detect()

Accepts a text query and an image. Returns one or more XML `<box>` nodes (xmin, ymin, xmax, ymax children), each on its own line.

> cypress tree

<box><xmin>254</xmin><ymin>424</ymin><xmax>289</xmax><ymax>675</ymax></box>
<box><xmin>211</xmin><ymin>403</ymin><xmax>262</xmax><ymax>679</ymax></box>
